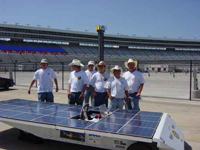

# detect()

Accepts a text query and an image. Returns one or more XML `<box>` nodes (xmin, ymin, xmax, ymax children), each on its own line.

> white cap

<box><xmin>40</xmin><ymin>59</ymin><xmax>48</xmax><ymax>64</ymax></box>
<box><xmin>88</xmin><ymin>61</ymin><xmax>95</xmax><ymax>66</ymax></box>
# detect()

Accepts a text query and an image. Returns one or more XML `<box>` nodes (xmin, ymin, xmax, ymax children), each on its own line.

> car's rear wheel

<box><xmin>127</xmin><ymin>143</ymin><xmax>152</xmax><ymax>150</ymax></box>
<box><xmin>5</xmin><ymin>83</ymin><xmax>9</xmax><ymax>90</ymax></box>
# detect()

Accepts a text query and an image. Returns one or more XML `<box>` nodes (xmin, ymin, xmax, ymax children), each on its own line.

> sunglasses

<box><xmin>98</xmin><ymin>65</ymin><xmax>105</xmax><ymax>68</ymax></box>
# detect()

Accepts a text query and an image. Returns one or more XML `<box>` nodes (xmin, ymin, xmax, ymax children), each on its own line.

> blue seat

<box><xmin>34</xmin><ymin>47</ymin><xmax>45</xmax><ymax>52</ymax></box>
<box><xmin>55</xmin><ymin>48</ymin><xmax>67</xmax><ymax>53</ymax></box>
<box><xmin>23</xmin><ymin>46</ymin><xmax>34</xmax><ymax>52</ymax></box>
<box><xmin>12</xmin><ymin>45</ymin><xmax>23</xmax><ymax>51</ymax></box>
<box><xmin>0</xmin><ymin>45</ymin><xmax>11</xmax><ymax>50</ymax></box>
<box><xmin>45</xmin><ymin>47</ymin><xmax>56</xmax><ymax>52</ymax></box>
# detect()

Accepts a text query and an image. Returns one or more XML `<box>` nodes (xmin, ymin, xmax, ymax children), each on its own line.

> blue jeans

<box><xmin>94</xmin><ymin>92</ymin><xmax>108</xmax><ymax>107</ymax></box>
<box><xmin>109</xmin><ymin>98</ymin><xmax>124</xmax><ymax>110</ymax></box>
<box><xmin>68</xmin><ymin>92</ymin><xmax>83</xmax><ymax>105</ymax></box>
<box><xmin>38</xmin><ymin>92</ymin><xmax>54</xmax><ymax>102</ymax></box>
<box><xmin>84</xmin><ymin>87</ymin><xmax>94</xmax><ymax>106</ymax></box>
<box><xmin>126</xmin><ymin>93</ymin><xmax>140</xmax><ymax>111</ymax></box>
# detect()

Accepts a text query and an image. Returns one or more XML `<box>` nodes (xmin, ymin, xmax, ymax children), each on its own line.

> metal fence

<box><xmin>0</xmin><ymin>60</ymin><xmax>200</xmax><ymax>100</ymax></box>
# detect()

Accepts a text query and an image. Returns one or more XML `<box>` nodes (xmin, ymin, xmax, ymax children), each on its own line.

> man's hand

<box><xmin>93</xmin><ymin>92</ymin><xmax>97</xmax><ymax>98</ymax></box>
<box><xmin>125</xmin><ymin>97</ymin><xmax>129</xmax><ymax>103</ymax></box>
<box><xmin>56</xmin><ymin>86</ymin><xmax>59</xmax><ymax>92</ymax></box>
<box><xmin>67</xmin><ymin>91</ymin><xmax>70</xmax><ymax>98</ymax></box>
<box><xmin>109</xmin><ymin>96</ymin><xmax>114</xmax><ymax>100</ymax></box>
<box><xmin>28</xmin><ymin>89</ymin><xmax>31</xmax><ymax>94</ymax></box>
<box><xmin>136</xmin><ymin>92</ymin><xmax>141</xmax><ymax>98</ymax></box>
<box><xmin>79</xmin><ymin>92</ymin><xmax>84</xmax><ymax>99</ymax></box>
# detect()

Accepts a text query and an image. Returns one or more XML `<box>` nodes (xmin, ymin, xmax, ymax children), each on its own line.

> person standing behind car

<box><xmin>84</xmin><ymin>61</ymin><xmax>96</xmax><ymax>106</ymax></box>
<box><xmin>123</xmin><ymin>58</ymin><xmax>145</xmax><ymax>111</ymax></box>
<box><xmin>105</xmin><ymin>65</ymin><xmax>129</xmax><ymax>110</ymax></box>
<box><xmin>90</xmin><ymin>61</ymin><xmax>110</xmax><ymax>107</ymax></box>
<box><xmin>67</xmin><ymin>59</ymin><xmax>88</xmax><ymax>105</ymax></box>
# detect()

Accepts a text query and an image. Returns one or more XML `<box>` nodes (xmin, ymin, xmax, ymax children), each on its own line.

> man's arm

<box><xmin>54</xmin><ymin>78</ymin><xmax>59</xmax><ymax>92</ymax></box>
<box><xmin>28</xmin><ymin>80</ymin><xmax>36</xmax><ymax>94</ymax></box>
<box><xmin>67</xmin><ymin>83</ymin><xmax>71</xmax><ymax>97</ymax></box>
<box><xmin>90</xmin><ymin>85</ymin><xmax>97</xmax><ymax>97</ymax></box>
<box><xmin>125</xmin><ymin>90</ymin><xmax>129</xmax><ymax>103</ymax></box>
<box><xmin>79</xmin><ymin>84</ymin><xmax>87</xmax><ymax>99</ymax></box>
<box><xmin>136</xmin><ymin>83</ymin><xmax>144</xmax><ymax>98</ymax></box>
<box><xmin>106</xmin><ymin>89</ymin><xmax>113</xmax><ymax>100</ymax></box>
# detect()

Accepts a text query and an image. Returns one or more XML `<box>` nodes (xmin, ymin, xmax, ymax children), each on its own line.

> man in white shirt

<box><xmin>84</xmin><ymin>61</ymin><xmax>96</xmax><ymax>106</ymax></box>
<box><xmin>123</xmin><ymin>58</ymin><xmax>145</xmax><ymax>111</ymax></box>
<box><xmin>28</xmin><ymin>59</ymin><xmax>59</xmax><ymax>102</ymax></box>
<box><xmin>105</xmin><ymin>65</ymin><xmax>129</xmax><ymax>110</ymax></box>
<box><xmin>90</xmin><ymin>61</ymin><xmax>110</xmax><ymax>107</ymax></box>
<box><xmin>68</xmin><ymin>59</ymin><xmax>88</xmax><ymax>105</ymax></box>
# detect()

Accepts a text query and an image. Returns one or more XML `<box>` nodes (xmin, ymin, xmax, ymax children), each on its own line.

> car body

<box><xmin>0</xmin><ymin>77</ymin><xmax>15</xmax><ymax>90</ymax></box>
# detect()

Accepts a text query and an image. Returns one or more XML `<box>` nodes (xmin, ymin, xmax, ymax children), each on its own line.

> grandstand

<box><xmin>0</xmin><ymin>23</ymin><xmax>200</xmax><ymax>68</ymax></box>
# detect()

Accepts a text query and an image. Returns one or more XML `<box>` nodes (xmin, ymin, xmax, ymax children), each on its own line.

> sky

<box><xmin>0</xmin><ymin>0</ymin><xmax>200</xmax><ymax>40</ymax></box>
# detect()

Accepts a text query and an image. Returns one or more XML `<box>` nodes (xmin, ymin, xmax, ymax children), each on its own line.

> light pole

<box><xmin>95</xmin><ymin>25</ymin><xmax>106</xmax><ymax>61</ymax></box>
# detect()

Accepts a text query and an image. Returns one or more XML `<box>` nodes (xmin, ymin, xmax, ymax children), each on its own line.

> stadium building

<box><xmin>0</xmin><ymin>23</ymin><xmax>200</xmax><ymax>71</ymax></box>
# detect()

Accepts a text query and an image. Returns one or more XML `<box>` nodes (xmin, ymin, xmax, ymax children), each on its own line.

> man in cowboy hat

<box><xmin>123</xmin><ymin>58</ymin><xmax>145</xmax><ymax>111</ymax></box>
<box><xmin>28</xmin><ymin>59</ymin><xmax>59</xmax><ymax>102</ymax></box>
<box><xmin>68</xmin><ymin>59</ymin><xmax>89</xmax><ymax>105</ymax></box>
<box><xmin>105</xmin><ymin>65</ymin><xmax>129</xmax><ymax>110</ymax></box>
<box><xmin>84</xmin><ymin>61</ymin><xmax>96</xmax><ymax>106</ymax></box>
<box><xmin>90</xmin><ymin>61</ymin><xmax>110</xmax><ymax>107</ymax></box>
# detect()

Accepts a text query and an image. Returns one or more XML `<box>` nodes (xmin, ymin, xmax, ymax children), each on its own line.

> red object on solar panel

<box><xmin>94</xmin><ymin>114</ymin><xmax>101</xmax><ymax>119</ymax></box>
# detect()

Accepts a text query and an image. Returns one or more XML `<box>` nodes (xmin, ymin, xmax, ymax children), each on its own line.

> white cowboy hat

<box><xmin>40</xmin><ymin>59</ymin><xmax>48</xmax><ymax>64</ymax></box>
<box><xmin>124</xmin><ymin>58</ymin><xmax>137</xmax><ymax>68</ymax></box>
<box><xmin>96</xmin><ymin>61</ymin><xmax>108</xmax><ymax>69</ymax></box>
<box><xmin>88</xmin><ymin>61</ymin><xmax>95</xmax><ymax>66</ymax></box>
<box><xmin>68</xmin><ymin>59</ymin><xmax>84</xmax><ymax>67</ymax></box>
<box><xmin>111</xmin><ymin>65</ymin><xmax>122</xmax><ymax>74</ymax></box>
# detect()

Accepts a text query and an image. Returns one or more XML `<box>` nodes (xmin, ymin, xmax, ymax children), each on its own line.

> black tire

<box><xmin>127</xmin><ymin>143</ymin><xmax>152</xmax><ymax>150</ymax></box>
<box><xmin>5</xmin><ymin>83</ymin><xmax>9</xmax><ymax>90</ymax></box>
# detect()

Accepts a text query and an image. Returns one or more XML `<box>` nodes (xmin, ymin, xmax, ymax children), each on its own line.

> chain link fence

<box><xmin>0</xmin><ymin>60</ymin><xmax>199</xmax><ymax>100</ymax></box>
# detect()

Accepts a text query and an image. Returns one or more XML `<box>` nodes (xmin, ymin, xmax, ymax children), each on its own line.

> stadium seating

<box><xmin>9</xmin><ymin>53</ymin><xmax>26</xmax><ymax>63</ymax></box>
<box><xmin>0</xmin><ymin>40</ymin><xmax>200</xmax><ymax>65</ymax></box>
<box><xmin>0</xmin><ymin>42</ymin><xmax>12</xmax><ymax>53</ymax></box>
<box><xmin>21</xmin><ymin>53</ymin><xmax>38</xmax><ymax>62</ymax></box>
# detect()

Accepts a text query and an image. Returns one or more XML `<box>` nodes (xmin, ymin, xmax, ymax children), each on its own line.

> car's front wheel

<box><xmin>5</xmin><ymin>83</ymin><xmax>9</xmax><ymax>90</ymax></box>
<box><xmin>127</xmin><ymin>143</ymin><xmax>152</xmax><ymax>150</ymax></box>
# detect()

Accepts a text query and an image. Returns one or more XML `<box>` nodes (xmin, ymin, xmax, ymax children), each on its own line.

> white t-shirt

<box><xmin>90</xmin><ymin>72</ymin><xmax>110</xmax><ymax>93</ymax></box>
<box><xmin>85</xmin><ymin>69</ymin><xmax>97</xmax><ymax>87</ymax></box>
<box><xmin>69</xmin><ymin>70</ymin><xmax>89</xmax><ymax>92</ymax></box>
<box><xmin>104</xmin><ymin>77</ymin><xmax>128</xmax><ymax>99</ymax></box>
<box><xmin>123</xmin><ymin>71</ymin><xmax>145</xmax><ymax>93</ymax></box>
<box><xmin>33</xmin><ymin>68</ymin><xmax>57</xmax><ymax>93</ymax></box>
